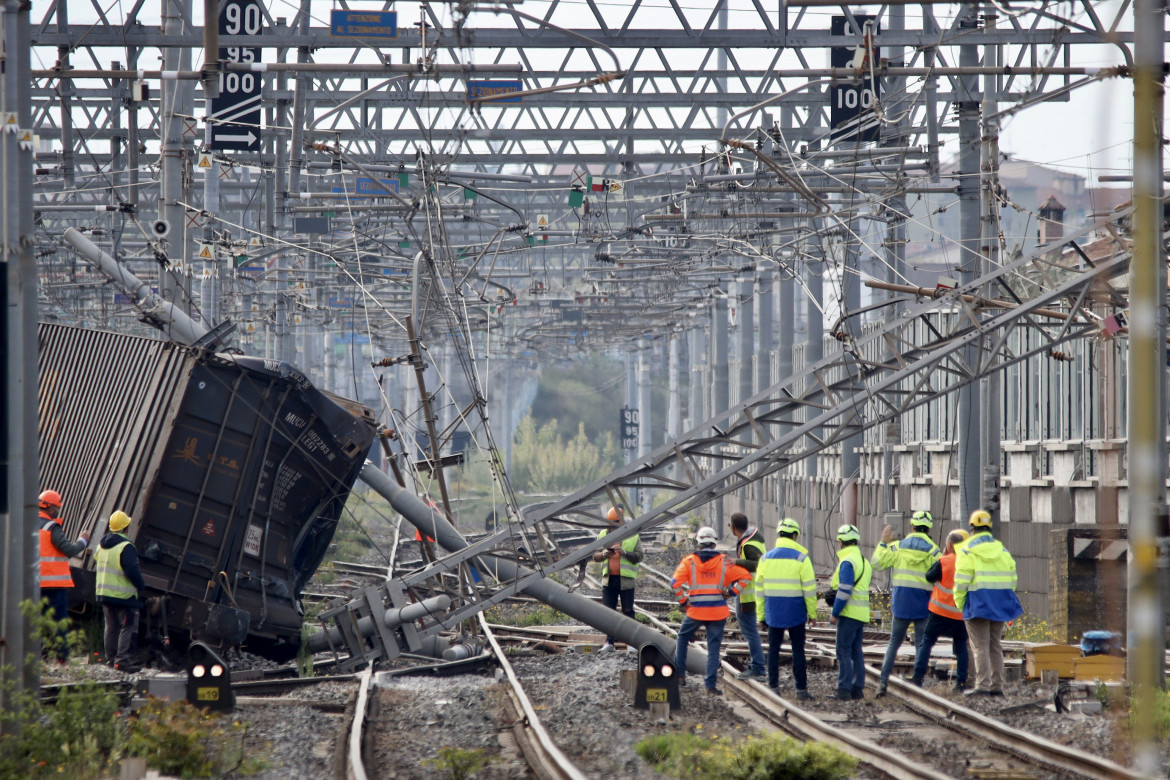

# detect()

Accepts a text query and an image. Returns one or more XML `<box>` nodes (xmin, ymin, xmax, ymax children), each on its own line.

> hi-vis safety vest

<box><xmin>672</xmin><ymin>553</ymin><xmax>749</xmax><ymax>621</ymax></box>
<box><xmin>928</xmin><ymin>553</ymin><xmax>962</xmax><ymax>619</ymax></box>
<box><xmin>95</xmin><ymin>537</ymin><xmax>137</xmax><ymax>601</ymax></box>
<box><xmin>596</xmin><ymin>529</ymin><xmax>640</xmax><ymax>580</ymax></box>
<box><xmin>736</xmin><ymin>533</ymin><xmax>767</xmax><ymax>603</ymax></box>
<box><xmin>39</xmin><ymin>512</ymin><xmax>74</xmax><ymax>589</ymax></box>
<box><xmin>830</xmin><ymin>546</ymin><xmax>872</xmax><ymax>623</ymax></box>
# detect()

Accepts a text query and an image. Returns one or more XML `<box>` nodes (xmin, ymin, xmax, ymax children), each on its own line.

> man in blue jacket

<box><xmin>871</xmin><ymin>510</ymin><xmax>940</xmax><ymax>696</ymax></box>
<box><xmin>755</xmin><ymin>518</ymin><xmax>817</xmax><ymax>699</ymax></box>
<box><xmin>95</xmin><ymin>511</ymin><xmax>147</xmax><ymax>674</ymax></box>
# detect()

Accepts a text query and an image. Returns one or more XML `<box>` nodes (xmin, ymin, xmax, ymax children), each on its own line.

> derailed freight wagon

<box><xmin>38</xmin><ymin>324</ymin><xmax>376</xmax><ymax>660</ymax></box>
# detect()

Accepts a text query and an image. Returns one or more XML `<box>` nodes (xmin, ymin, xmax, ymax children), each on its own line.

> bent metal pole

<box><xmin>353</xmin><ymin>462</ymin><xmax>708</xmax><ymax>676</ymax></box>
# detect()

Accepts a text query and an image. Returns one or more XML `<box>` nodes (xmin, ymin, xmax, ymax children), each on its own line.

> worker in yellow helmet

<box><xmin>95</xmin><ymin>511</ymin><xmax>146</xmax><ymax>674</ymax></box>
<box><xmin>953</xmin><ymin>510</ymin><xmax>1023</xmax><ymax>697</ymax></box>
<box><xmin>910</xmin><ymin>529</ymin><xmax>971</xmax><ymax>692</ymax></box>
<box><xmin>592</xmin><ymin>506</ymin><xmax>643</xmax><ymax>653</ymax></box>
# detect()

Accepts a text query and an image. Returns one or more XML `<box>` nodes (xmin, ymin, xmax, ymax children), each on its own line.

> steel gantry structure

<box><xmin>4</xmin><ymin>0</ymin><xmax>1166</xmax><ymax>741</ymax></box>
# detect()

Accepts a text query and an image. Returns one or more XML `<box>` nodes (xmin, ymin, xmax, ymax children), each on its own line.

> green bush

<box><xmin>635</xmin><ymin>731</ymin><xmax>857</xmax><ymax>780</ymax></box>
<box><xmin>424</xmin><ymin>746</ymin><xmax>492</xmax><ymax>780</ymax></box>
<box><xmin>126</xmin><ymin>698</ymin><xmax>254</xmax><ymax>778</ymax></box>
<box><xmin>0</xmin><ymin>682</ymin><xmax>123</xmax><ymax>779</ymax></box>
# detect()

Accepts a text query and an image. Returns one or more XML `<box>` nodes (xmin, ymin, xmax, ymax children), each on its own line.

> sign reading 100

<box><xmin>210</xmin><ymin>0</ymin><xmax>263</xmax><ymax>151</ymax></box>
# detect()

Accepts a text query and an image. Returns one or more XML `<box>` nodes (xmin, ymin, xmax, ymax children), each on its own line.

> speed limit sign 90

<box><xmin>830</xmin><ymin>15</ymin><xmax>881</xmax><ymax>143</ymax></box>
<box><xmin>209</xmin><ymin>0</ymin><xmax>262</xmax><ymax>152</ymax></box>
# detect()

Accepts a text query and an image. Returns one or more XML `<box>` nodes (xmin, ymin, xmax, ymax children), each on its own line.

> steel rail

<box><xmin>871</xmin><ymin>669</ymin><xmax>1153</xmax><ymax>780</ymax></box>
<box><xmin>719</xmin><ymin>666</ymin><xmax>953</xmax><ymax>780</ymax></box>
<box><xmin>479</xmin><ymin>615</ymin><xmax>591</xmax><ymax>780</ymax></box>
<box><xmin>345</xmin><ymin>667</ymin><xmax>373</xmax><ymax>780</ymax></box>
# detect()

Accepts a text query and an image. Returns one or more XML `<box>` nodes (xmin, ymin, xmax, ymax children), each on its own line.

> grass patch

<box><xmin>423</xmin><ymin>746</ymin><xmax>493</xmax><ymax>779</ymax></box>
<box><xmin>484</xmin><ymin>604</ymin><xmax>567</xmax><ymax>628</ymax></box>
<box><xmin>1003</xmin><ymin>615</ymin><xmax>1054</xmax><ymax>643</ymax></box>
<box><xmin>635</xmin><ymin>731</ymin><xmax>857</xmax><ymax>780</ymax></box>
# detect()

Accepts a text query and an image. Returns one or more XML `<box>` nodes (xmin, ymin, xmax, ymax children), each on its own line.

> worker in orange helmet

<box><xmin>37</xmin><ymin>490</ymin><xmax>91</xmax><ymax>663</ymax></box>
<box><xmin>592</xmin><ymin>506</ymin><xmax>643</xmax><ymax>653</ymax></box>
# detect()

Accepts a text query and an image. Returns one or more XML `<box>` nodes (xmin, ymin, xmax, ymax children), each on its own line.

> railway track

<box><xmin>872</xmin><ymin>671</ymin><xmax>1148</xmax><ymax>780</ymax></box>
<box><xmin>345</xmin><ymin>616</ymin><xmax>592</xmax><ymax>780</ymax></box>
<box><xmin>720</xmin><ymin>658</ymin><xmax>1150</xmax><ymax>780</ymax></box>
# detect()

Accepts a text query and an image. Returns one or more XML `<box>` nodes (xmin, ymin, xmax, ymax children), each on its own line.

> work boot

<box><xmin>832</xmin><ymin>690</ymin><xmax>852</xmax><ymax>701</ymax></box>
<box><xmin>876</xmin><ymin>682</ymin><xmax>888</xmax><ymax>697</ymax></box>
<box><xmin>598</xmin><ymin>642</ymin><xmax>615</xmax><ymax>654</ymax></box>
<box><xmin>989</xmin><ymin>690</ymin><xmax>1006</xmax><ymax>697</ymax></box>
<box><xmin>851</xmin><ymin>688</ymin><xmax>865</xmax><ymax>700</ymax></box>
<box><xmin>951</xmin><ymin>681</ymin><xmax>968</xmax><ymax>694</ymax></box>
<box><xmin>908</xmin><ymin>676</ymin><xmax>924</xmax><ymax>688</ymax></box>
<box><xmin>964</xmin><ymin>688</ymin><xmax>990</xmax><ymax>697</ymax></box>
<box><xmin>796</xmin><ymin>689</ymin><xmax>816</xmax><ymax>701</ymax></box>
<box><xmin>706</xmin><ymin>687</ymin><xmax>723</xmax><ymax>696</ymax></box>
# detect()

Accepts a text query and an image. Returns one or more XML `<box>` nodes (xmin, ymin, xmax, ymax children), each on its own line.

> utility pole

<box><xmin>159</xmin><ymin>0</ymin><xmax>194</xmax><ymax>317</ymax></box>
<box><xmin>1127</xmin><ymin>0</ymin><xmax>1167</xmax><ymax>768</ymax></box>
<box><xmin>712</xmin><ymin>287</ymin><xmax>729</xmax><ymax>536</ymax></box>
<box><xmin>637</xmin><ymin>341</ymin><xmax>651</xmax><ymax>512</ymax></box>
<box><xmin>803</xmin><ymin>230</ymin><xmax>823</xmax><ymax>528</ymax></box>
<box><xmin>955</xmin><ymin>4</ymin><xmax>983</xmax><ymax>522</ymax></box>
<box><xmin>201</xmin><ymin>0</ymin><xmax>221</xmax><ymax>326</ymax></box>
<box><xmin>1</xmin><ymin>0</ymin><xmax>39</xmax><ymax>720</ymax></box>
<box><xmin>980</xmin><ymin>9</ymin><xmax>1003</xmax><ymax>526</ymax></box>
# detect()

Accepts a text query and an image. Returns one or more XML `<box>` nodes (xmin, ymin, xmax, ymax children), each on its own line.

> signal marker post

<box><xmin>635</xmin><ymin>644</ymin><xmax>680</xmax><ymax>718</ymax></box>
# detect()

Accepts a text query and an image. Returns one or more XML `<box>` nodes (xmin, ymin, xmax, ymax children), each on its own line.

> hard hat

<box><xmin>910</xmin><ymin>510</ymin><xmax>934</xmax><ymax>529</ymax></box>
<box><xmin>109</xmin><ymin>511</ymin><xmax>132</xmax><ymax>532</ymax></box>
<box><xmin>606</xmin><ymin>506</ymin><xmax>623</xmax><ymax>522</ymax></box>
<box><xmin>836</xmin><ymin>523</ymin><xmax>861</xmax><ymax>542</ymax></box>
<box><xmin>38</xmin><ymin>490</ymin><xmax>63</xmax><ymax>510</ymax></box>
<box><xmin>778</xmin><ymin>518</ymin><xmax>801</xmax><ymax>536</ymax></box>
<box><xmin>968</xmin><ymin>510</ymin><xmax>992</xmax><ymax>528</ymax></box>
<box><xmin>695</xmin><ymin>527</ymin><xmax>718</xmax><ymax>546</ymax></box>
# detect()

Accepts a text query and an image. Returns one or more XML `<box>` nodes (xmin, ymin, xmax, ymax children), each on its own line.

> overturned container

<box><xmin>39</xmin><ymin>323</ymin><xmax>376</xmax><ymax>659</ymax></box>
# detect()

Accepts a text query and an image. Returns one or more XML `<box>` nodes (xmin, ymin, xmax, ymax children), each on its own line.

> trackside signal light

<box><xmin>635</xmin><ymin>644</ymin><xmax>680</xmax><ymax>711</ymax></box>
<box><xmin>186</xmin><ymin>641</ymin><xmax>234</xmax><ymax>713</ymax></box>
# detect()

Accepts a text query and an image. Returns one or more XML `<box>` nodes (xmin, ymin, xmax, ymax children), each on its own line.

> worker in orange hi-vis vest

<box><xmin>911</xmin><ymin>529</ymin><xmax>971</xmax><ymax>693</ymax></box>
<box><xmin>671</xmin><ymin>527</ymin><xmax>751</xmax><ymax>695</ymax></box>
<box><xmin>37</xmin><ymin>490</ymin><xmax>91</xmax><ymax>663</ymax></box>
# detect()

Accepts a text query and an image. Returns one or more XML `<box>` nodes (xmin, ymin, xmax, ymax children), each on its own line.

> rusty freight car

<box><xmin>38</xmin><ymin>323</ymin><xmax>376</xmax><ymax>660</ymax></box>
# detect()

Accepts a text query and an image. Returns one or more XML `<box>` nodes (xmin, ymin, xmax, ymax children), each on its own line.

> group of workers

<box><xmin>36</xmin><ymin>489</ymin><xmax>145</xmax><ymax>673</ymax></box>
<box><xmin>596</xmin><ymin>504</ymin><xmax>1023</xmax><ymax>700</ymax></box>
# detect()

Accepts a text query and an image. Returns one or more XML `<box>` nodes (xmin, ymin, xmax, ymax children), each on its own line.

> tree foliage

<box><xmin>529</xmin><ymin>354</ymin><xmax>625</xmax><ymax>443</ymax></box>
<box><xmin>511</xmin><ymin>413</ymin><xmax>620</xmax><ymax>493</ymax></box>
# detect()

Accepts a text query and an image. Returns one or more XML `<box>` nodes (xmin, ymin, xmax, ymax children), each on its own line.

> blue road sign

<box><xmin>113</xmin><ymin>293</ymin><xmax>133</xmax><ymax>304</ymax></box>
<box><xmin>331</xmin><ymin>10</ymin><xmax>397</xmax><ymax>38</ymax></box>
<box><xmin>329</xmin><ymin>297</ymin><xmax>354</xmax><ymax>309</ymax></box>
<box><xmin>468</xmin><ymin>80</ymin><xmax>524</xmax><ymax>104</ymax></box>
<box><xmin>356</xmin><ymin>177</ymin><xmax>400</xmax><ymax>196</ymax></box>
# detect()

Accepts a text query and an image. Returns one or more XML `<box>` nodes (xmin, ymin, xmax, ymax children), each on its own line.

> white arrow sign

<box><xmin>213</xmin><ymin>131</ymin><xmax>258</xmax><ymax>145</ymax></box>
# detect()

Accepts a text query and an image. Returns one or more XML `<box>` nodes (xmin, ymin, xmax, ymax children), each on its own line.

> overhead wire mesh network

<box><xmin>23</xmin><ymin>0</ymin><xmax>1145</xmax><ymax>651</ymax></box>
